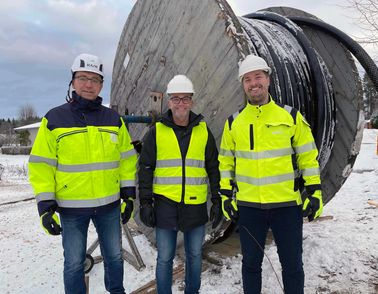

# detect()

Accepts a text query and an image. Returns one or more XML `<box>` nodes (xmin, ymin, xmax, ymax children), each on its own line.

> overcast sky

<box><xmin>0</xmin><ymin>0</ymin><xmax>375</xmax><ymax>120</ymax></box>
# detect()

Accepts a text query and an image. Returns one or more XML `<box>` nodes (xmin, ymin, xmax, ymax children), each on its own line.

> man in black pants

<box><xmin>219</xmin><ymin>54</ymin><xmax>323</xmax><ymax>293</ymax></box>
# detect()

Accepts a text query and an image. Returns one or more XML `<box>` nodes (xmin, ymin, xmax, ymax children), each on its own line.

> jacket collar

<box><xmin>247</xmin><ymin>95</ymin><xmax>276</xmax><ymax>110</ymax></box>
<box><xmin>71</xmin><ymin>91</ymin><xmax>103</xmax><ymax>111</ymax></box>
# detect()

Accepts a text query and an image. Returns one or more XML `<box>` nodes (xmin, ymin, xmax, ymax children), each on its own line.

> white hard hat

<box><xmin>238</xmin><ymin>54</ymin><xmax>271</xmax><ymax>81</ymax></box>
<box><xmin>166</xmin><ymin>75</ymin><xmax>195</xmax><ymax>94</ymax></box>
<box><xmin>71</xmin><ymin>53</ymin><xmax>104</xmax><ymax>78</ymax></box>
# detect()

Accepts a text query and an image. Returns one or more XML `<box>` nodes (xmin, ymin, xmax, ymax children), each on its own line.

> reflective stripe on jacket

<box><xmin>219</xmin><ymin>99</ymin><xmax>320</xmax><ymax>209</ymax></box>
<box><xmin>153</xmin><ymin>121</ymin><xmax>208</xmax><ymax>204</ymax></box>
<box><xmin>29</xmin><ymin>111</ymin><xmax>137</xmax><ymax>209</ymax></box>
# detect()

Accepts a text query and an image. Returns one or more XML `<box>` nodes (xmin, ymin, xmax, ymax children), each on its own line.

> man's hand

<box><xmin>40</xmin><ymin>210</ymin><xmax>62</xmax><ymax>235</ymax></box>
<box><xmin>221</xmin><ymin>195</ymin><xmax>239</xmax><ymax>223</ymax></box>
<box><xmin>303</xmin><ymin>190</ymin><xmax>323</xmax><ymax>222</ymax></box>
<box><xmin>140</xmin><ymin>201</ymin><xmax>155</xmax><ymax>228</ymax></box>
<box><xmin>210</xmin><ymin>199</ymin><xmax>223</xmax><ymax>229</ymax></box>
<box><xmin>121</xmin><ymin>198</ymin><xmax>134</xmax><ymax>224</ymax></box>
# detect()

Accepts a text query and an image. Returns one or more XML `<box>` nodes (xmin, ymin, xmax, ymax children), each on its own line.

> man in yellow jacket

<box><xmin>138</xmin><ymin>75</ymin><xmax>222</xmax><ymax>294</ymax></box>
<box><xmin>29</xmin><ymin>53</ymin><xmax>137</xmax><ymax>294</ymax></box>
<box><xmin>219</xmin><ymin>54</ymin><xmax>323</xmax><ymax>294</ymax></box>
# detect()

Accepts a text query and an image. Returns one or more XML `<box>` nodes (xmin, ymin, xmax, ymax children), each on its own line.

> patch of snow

<box><xmin>0</xmin><ymin>129</ymin><xmax>377</xmax><ymax>293</ymax></box>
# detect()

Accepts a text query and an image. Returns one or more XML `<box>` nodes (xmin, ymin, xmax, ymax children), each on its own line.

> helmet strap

<box><xmin>65</xmin><ymin>80</ymin><xmax>73</xmax><ymax>103</ymax></box>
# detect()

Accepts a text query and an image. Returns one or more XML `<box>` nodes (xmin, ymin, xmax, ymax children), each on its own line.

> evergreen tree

<box><xmin>18</xmin><ymin>130</ymin><xmax>31</xmax><ymax>146</ymax></box>
<box><xmin>362</xmin><ymin>72</ymin><xmax>378</xmax><ymax>118</ymax></box>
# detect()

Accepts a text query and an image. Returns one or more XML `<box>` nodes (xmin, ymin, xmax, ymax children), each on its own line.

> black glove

<box><xmin>121</xmin><ymin>198</ymin><xmax>134</xmax><ymax>224</ymax></box>
<box><xmin>140</xmin><ymin>201</ymin><xmax>155</xmax><ymax>228</ymax></box>
<box><xmin>210</xmin><ymin>199</ymin><xmax>223</xmax><ymax>229</ymax></box>
<box><xmin>40</xmin><ymin>210</ymin><xmax>62</xmax><ymax>235</ymax></box>
<box><xmin>303</xmin><ymin>190</ymin><xmax>323</xmax><ymax>222</ymax></box>
<box><xmin>221</xmin><ymin>195</ymin><xmax>239</xmax><ymax>223</ymax></box>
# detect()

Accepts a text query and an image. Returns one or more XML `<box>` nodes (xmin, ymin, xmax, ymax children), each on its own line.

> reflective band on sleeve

<box><xmin>220</xmin><ymin>170</ymin><xmax>235</xmax><ymax>178</ymax></box>
<box><xmin>294</xmin><ymin>142</ymin><xmax>317</xmax><ymax>154</ymax></box>
<box><xmin>29</xmin><ymin>155</ymin><xmax>57</xmax><ymax>167</ymax></box>
<box><xmin>236</xmin><ymin>172</ymin><xmax>294</xmax><ymax>186</ymax></box>
<box><xmin>36</xmin><ymin>192</ymin><xmax>56</xmax><ymax>202</ymax></box>
<box><xmin>301</xmin><ymin>167</ymin><xmax>320</xmax><ymax>176</ymax></box>
<box><xmin>219</xmin><ymin>148</ymin><xmax>235</xmax><ymax>157</ymax></box>
<box><xmin>154</xmin><ymin>176</ymin><xmax>207</xmax><ymax>185</ymax></box>
<box><xmin>121</xmin><ymin>149</ymin><xmax>137</xmax><ymax>159</ymax></box>
<box><xmin>235</xmin><ymin>148</ymin><xmax>293</xmax><ymax>160</ymax></box>
<box><xmin>120</xmin><ymin>179</ymin><xmax>136</xmax><ymax>187</ymax></box>
<box><xmin>57</xmin><ymin>161</ymin><xmax>119</xmax><ymax>172</ymax></box>
<box><xmin>56</xmin><ymin>192</ymin><xmax>120</xmax><ymax>208</ymax></box>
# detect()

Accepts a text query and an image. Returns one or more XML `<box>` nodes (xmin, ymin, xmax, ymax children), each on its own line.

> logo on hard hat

<box><xmin>73</xmin><ymin>54</ymin><xmax>104</xmax><ymax>77</ymax></box>
<box><xmin>85</xmin><ymin>63</ymin><xmax>99</xmax><ymax>69</ymax></box>
<box><xmin>79</xmin><ymin>59</ymin><xmax>99</xmax><ymax>69</ymax></box>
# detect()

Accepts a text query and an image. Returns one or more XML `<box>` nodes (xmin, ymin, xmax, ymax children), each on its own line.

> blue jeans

<box><xmin>155</xmin><ymin>225</ymin><xmax>205</xmax><ymax>294</ymax></box>
<box><xmin>238</xmin><ymin>205</ymin><xmax>304</xmax><ymax>294</ymax></box>
<box><xmin>60</xmin><ymin>205</ymin><xmax>125</xmax><ymax>294</ymax></box>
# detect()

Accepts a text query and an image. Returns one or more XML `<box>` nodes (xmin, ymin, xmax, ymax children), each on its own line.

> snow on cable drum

<box><xmin>111</xmin><ymin>0</ymin><xmax>378</xmax><ymax>245</ymax></box>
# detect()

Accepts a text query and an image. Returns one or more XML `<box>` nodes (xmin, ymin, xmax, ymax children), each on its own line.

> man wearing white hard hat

<box><xmin>29</xmin><ymin>53</ymin><xmax>137</xmax><ymax>293</ymax></box>
<box><xmin>138</xmin><ymin>75</ymin><xmax>222</xmax><ymax>294</ymax></box>
<box><xmin>218</xmin><ymin>54</ymin><xmax>323</xmax><ymax>293</ymax></box>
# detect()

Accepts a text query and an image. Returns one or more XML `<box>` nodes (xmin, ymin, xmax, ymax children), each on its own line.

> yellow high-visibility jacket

<box><xmin>153</xmin><ymin>121</ymin><xmax>208</xmax><ymax>204</ymax></box>
<box><xmin>29</xmin><ymin>99</ymin><xmax>137</xmax><ymax>212</ymax></box>
<box><xmin>219</xmin><ymin>98</ymin><xmax>320</xmax><ymax>208</ymax></box>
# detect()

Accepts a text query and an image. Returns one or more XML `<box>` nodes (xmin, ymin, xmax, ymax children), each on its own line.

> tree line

<box><xmin>0</xmin><ymin>71</ymin><xmax>377</xmax><ymax>147</ymax></box>
<box><xmin>362</xmin><ymin>72</ymin><xmax>378</xmax><ymax>121</ymax></box>
<box><xmin>347</xmin><ymin>0</ymin><xmax>378</xmax><ymax>126</ymax></box>
<box><xmin>0</xmin><ymin>104</ymin><xmax>41</xmax><ymax>147</ymax></box>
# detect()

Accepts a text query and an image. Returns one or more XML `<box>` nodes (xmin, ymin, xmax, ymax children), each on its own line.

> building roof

<box><xmin>14</xmin><ymin>121</ymin><xmax>41</xmax><ymax>131</ymax></box>
<box><xmin>13</xmin><ymin>104</ymin><xmax>109</xmax><ymax>132</ymax></box>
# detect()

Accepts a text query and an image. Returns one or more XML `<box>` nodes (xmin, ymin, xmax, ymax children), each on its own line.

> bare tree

<box><xmin>18</xmin><ymin>104</ymin><xmax>38</xmax><ymax>124</ymax></box>
<box><xmin>362</xmin><ymin>72</ymin><xmax>378</xmax><ymax>117</ymax></box>
<box><xmin>346</xmin><ymin>0</ymin><xmax>378</xmax><ymax>52</ymax></box>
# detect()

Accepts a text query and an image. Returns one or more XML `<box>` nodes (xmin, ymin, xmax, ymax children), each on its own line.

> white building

<box><xmin>12</xmin><ymin>104</ymin><xmax>110</xmax><ymax>147</ymax></box>
<box><xmin>14</xmin><ymin>121</ymin><xmax>41</xmax><ymax>146</ymax></box>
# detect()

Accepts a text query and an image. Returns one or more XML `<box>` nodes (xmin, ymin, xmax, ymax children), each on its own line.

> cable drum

<box><xmin>111</xmin><ymin>0</ymin><xmax>374</xmax><ymax>245</ymax></box>
<box><xmin>239</xmin><ymin>14</ymin><xmax>335</xmax><ymax>169</ymax></box>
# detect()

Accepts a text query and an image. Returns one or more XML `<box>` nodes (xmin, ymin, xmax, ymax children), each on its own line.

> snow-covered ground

<box><xmin>0</xmin><ymin>129</ymin><xmax>377</xmax><ymax>294</ymax></box>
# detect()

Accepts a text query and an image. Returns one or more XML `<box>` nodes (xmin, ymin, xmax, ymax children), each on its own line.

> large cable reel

<box><xmin>111</xmin><ymin>0</ymin><xmax>376</xmax><ymax>245</ymax></box>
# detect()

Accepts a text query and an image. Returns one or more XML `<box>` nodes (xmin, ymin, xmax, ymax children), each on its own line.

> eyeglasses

<box><xmin>75</xmin><ymin>76</ymin><xmax>103</xmax><ymax>85</ymax></box>
<box><xmin>169</xmin><ymin>96</ymin><xmax>192</xmax><ymax>104</ymax></box>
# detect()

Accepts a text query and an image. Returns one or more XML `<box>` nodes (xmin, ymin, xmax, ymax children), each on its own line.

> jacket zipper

<box><xmin>249</xmin><ymin>124</ymin><xmax>254</xmax><ymax>150</ymax></box>
<box><xmin>82</xmin><ymin>113</ymin><xmax>96</xmax><ymax>205</ymax></box>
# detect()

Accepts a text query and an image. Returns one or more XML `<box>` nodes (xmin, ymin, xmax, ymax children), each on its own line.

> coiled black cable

<box><xmin>288</xmin><ymin>16</ymin><xmax>378</xmax><ymax>91</ymax></box>
<box><xmin>239</xmin><ymin>12</ymin><xmax>335</xmax><ymax>167</ymax></box>
<box><xmin>239</xmin><ymin>17</ymin><xmax>313</xmax><ymax>122</ymax></box>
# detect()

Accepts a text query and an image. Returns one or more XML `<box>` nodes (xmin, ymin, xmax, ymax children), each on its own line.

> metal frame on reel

<box><xmin>84</xmin><ymin>222</ymin><xmax>146</xmax><ymax>274</ymax></box>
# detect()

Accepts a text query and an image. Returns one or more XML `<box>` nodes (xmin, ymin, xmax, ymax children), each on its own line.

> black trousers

<box><xmin>238</xmin><ymin>205</ymin><xmax>304</xmax><ymax>294</ymax></box>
